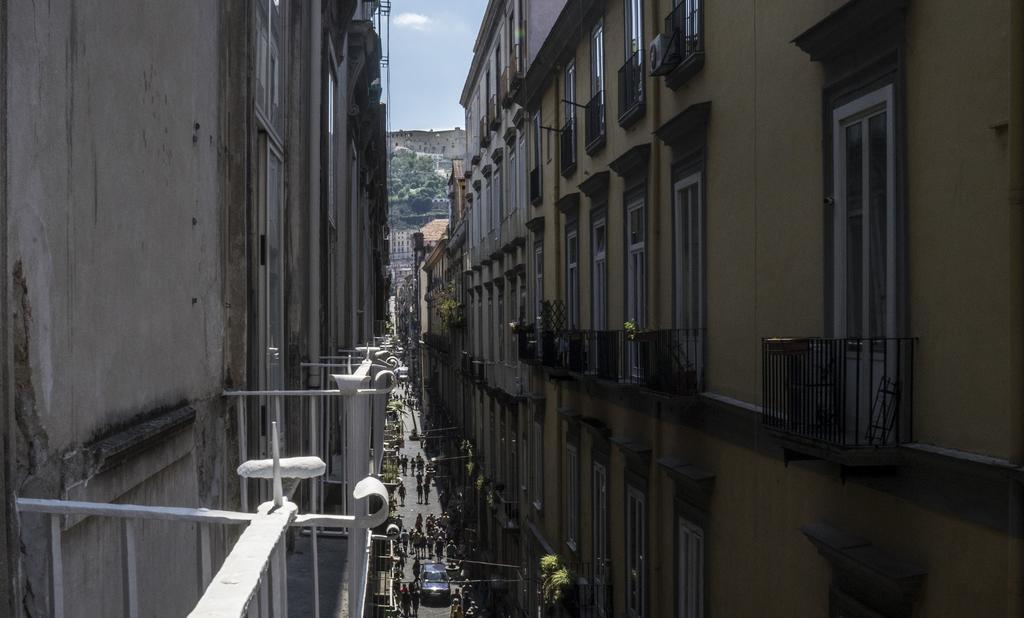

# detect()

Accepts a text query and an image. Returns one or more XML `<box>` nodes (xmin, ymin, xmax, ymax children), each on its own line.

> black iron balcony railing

<box><xmin>560</xmin><ymin>115</ymin><xmax>577</xmax><ymax>176</ymax></box>
<box><xmin>585</xmin><ymin>329</ymin><xmax>621</xmax><ymax>381</ymax></box>
<box><xmin>499</xmin><ymin>67</ymin><xmax>510</xmax><ymax>107</ymax></box>
<box><xmin>622</xmin><ymin>329</ymin><xmax>704</xmax><ymax>396</ymax></box>
<box><xmin>488</xmin><ymin>94</ymin><xmax>500</xmax><ymax>130</ymax></box>
<box><xmin>665</xmin><ymin>0</ymin><xmax>704</xmax><ymax>66</ymax></box>
<box><xmin>479</xmin><ymin>116</ymin><xmax>491</xmax><ymax>147</ymax></box>
<box><xmin>529</xmin><ymin>166</ymin><xmax>541</xmax><ymax>204</ymax></box>
<box><xmin>509</xmin><ymin>44</ymin><xmax>524</xmax><ymax>86</ymax></box>
<box><xmin>423</xmin><ymin>331</ymin><xmax>449</xmax><ymax>354</ymax></box>
<box><xmin>532</xmin><ymin>328</ymin><xmax>704</xmax><ymax>396</ymax></box>
<box><xmin>618</xmin><ymin>50</ymin><xmax>645</xmax><ymax>125</ymax></box>
<box><xmin>762</xmin><ymin>338</ymin><xmax>915</xmax><ymax>447</ymax></box>
<box><xmin>585</xmin><ymin>91</ymin><xmax>606</xmax><ymax>153</ymax></box>
<box><xmin>516</xmin><ymin>325</ymin><xmax>537</xmax><ymax>363</ymax></box>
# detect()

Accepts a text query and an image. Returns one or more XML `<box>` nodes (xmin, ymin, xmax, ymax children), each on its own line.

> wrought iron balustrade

<box><xmin>617</xmin><ymin>50</ymin><xmax>645</xmax><ymax>124</ymax></box>
<box><xmin>665</xmin><ymin>0</ymin><xmax>704</xmax><ymax>65</ymax></box>
<box><xmin>585</xmin><ymin>91</ymin><xmax>606</xmax><ymax>152</ymax></box>
<box><xmin>762</xmin><ymin>337</ymin><xmax>915</xmax><ymax>447</ymax></box>
<box><xmin>560</xmin><ymin>115</ymin><xmax>577</xmax><ymax>175</ymax></box>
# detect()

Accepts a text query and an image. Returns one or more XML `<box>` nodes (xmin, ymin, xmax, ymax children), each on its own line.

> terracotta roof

<box><xmin>420</xmin><ymin>218</ymin><xmax>449</xmax><ymax>244</ymax></box>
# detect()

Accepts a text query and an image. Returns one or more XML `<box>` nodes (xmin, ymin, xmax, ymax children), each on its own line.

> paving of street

<box><xmin>393</xmin><ymin>387</ymin><xmax>465</xmax><ymax>617</ymax></box>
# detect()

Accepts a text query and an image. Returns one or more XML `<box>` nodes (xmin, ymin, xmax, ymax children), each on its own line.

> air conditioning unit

<box><xmin>650</xmin><ymin>33</ymin><xmax>681</xmax><ymax>76</ymax></box>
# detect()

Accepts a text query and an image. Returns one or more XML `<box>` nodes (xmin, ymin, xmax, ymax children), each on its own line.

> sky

<box><xmin>385</xmin><ymin>0</ymin><xmax>488</xmax><ymax>131</ymax></box>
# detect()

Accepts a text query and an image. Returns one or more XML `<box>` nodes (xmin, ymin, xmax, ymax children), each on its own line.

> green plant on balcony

<box><xmin>540</xmin><ymin>554</ymin><xmax>571</xmax><ymax>606</ymax></box>
<box><xmin>382</xmin><ymin>460</ymin><xmax>400</xmax><ymax>484</ymax></box>
<box><xmin>436</xmin><ymin>282</ymin><xmax>465</xmax><ymax>329</ymax></box>
<box><xmin>475</xmin><ymin>472</ymin><xmax>485</xmax><ymax>491</ymax></box>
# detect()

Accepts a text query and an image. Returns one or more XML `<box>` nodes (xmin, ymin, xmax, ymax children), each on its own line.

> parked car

<box><xmin>420</xmin><ymin>562</ymin><xmax>450</xmax><ymax>602</ymax></box>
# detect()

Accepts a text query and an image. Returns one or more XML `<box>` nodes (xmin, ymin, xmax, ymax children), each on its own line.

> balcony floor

<box><xmin>287</xmin><ymin>531</ymin><xmax>351</xmax><ymax>617</ymax></box>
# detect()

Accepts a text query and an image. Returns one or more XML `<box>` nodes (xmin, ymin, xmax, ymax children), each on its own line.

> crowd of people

<box><xmin>390</xmin><ymin>387</ymin><xmax>473</xmax><ymax>617</ymax></box>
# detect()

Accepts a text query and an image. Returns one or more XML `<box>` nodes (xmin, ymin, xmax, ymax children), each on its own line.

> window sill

<box><xmin>617</xmin><ymin>100</ymin><xmax>646</xmax><ymax>129</ymax></box>
<box><xmin>664</xmin><ymin>52</ymin><xmax>705</xmax><ymax>90</ymax></box>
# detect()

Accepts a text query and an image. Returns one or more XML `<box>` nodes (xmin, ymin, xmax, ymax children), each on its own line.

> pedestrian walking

<box><xmin>401</xmin><ymin>528</ymin><xmax>410</xmax><ymax>552</ymax></box>
<box><xmin>400</xmin><ymin>585</ymin><xmax>411</xmax><ymax>617</ymax></box>
<box><xmin>412</xmin><ymin>557</ymin><xmax>421</xmax><ymax>582</ymax></box>
<box><xmin>410</xmin><ymin>582</ymin><xmax>421</xmax><ymax>616</ymax></box>
<box><xmin>401</xmin><ymin>454</ymin><xmax>408</xmax><ymax>475</ymax></box>
<box><xmin>416</xmin><ymin>481</ymin><xmax>423</xmax><ymax>504</ymax></box>
<box><xmin>435</xmin><ymin>537</ymin><xmax>444</xmax><ymax>560</ymax></box>
<box><xmin>398</xmin><ymin>482</ymin><xmax>407</xmax><ymax>506</ymax></box>
<box><xmin>449</xmin><ymin>597</ymin><xmax>464</xmax><ymax>618</ymax></box>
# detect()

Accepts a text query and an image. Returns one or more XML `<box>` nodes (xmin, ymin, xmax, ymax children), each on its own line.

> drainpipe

<box><xmin>1009</xmin><ymin>3</ymin><xmax>1024</xmax><ymax>617</ymax></box>
<box><xmin>308</xmin><ymin>0</ymin><xmax>322</xmax><ymax>387</ymax></box>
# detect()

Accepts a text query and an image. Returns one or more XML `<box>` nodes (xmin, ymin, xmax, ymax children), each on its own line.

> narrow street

<box><xmin>393</xmin><ymin>385</ymin><xmax>472</xmax><ymax>617</ymax></box>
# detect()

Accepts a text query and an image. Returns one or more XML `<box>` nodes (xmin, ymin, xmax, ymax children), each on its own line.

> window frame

<box><xmin>831</xmin><ymin>84</ymin><xmax>897</xmax><ymax>339</ymax></box>
<box><xmin>626</xmin><ymin>194</ymin><xmax>647</xmax><ymax>326</ymax></box>
<box><xmin>592</xmin><ymin>460</ymin><xmax>610</xmax><ymax>618</ymax></box>
<box><xmin>676</xmin><ymin>515</ymin><xmax>705</xmax><ymax>618</ymax></box>
<box><xmin>531</xmin><ymin>416</ymin><xmax>544</xmax><ymax>510</ymax></box>
<box><xmin>672</xmin><ymin>172</ymin><xmax>704</xmax><ymax>331</ymax></box>
<box><xmin>591</xmin><ymin>211</ymin><xmax>607</xmax><ymax>329</ymax></box>
<box><xmin>625</xmin><ymin>484</ymin><xmax>647</xmax><ymax>618</ymax></box>
<box><xmin>565</xmin><ymin>442</ymin><xmax>580</xmax><ymax>551</ymax></box>
<box><xmin>624</xmin><ymin>0</ymin><xmax>644</xmax><ymax>56</ymax></box>
<box><xmin>566</xmin><ymin>224</ymin><xmax>580</xmax><ymax>329</ymax></box>
<box><xmin>591</xmin><ymin>21</ymin><xmax>605</xmax><ymax>97</ymax></box>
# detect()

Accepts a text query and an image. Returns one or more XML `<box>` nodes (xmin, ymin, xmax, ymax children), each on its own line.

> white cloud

<box><xmin>394</xmin><ymin>12</ymin><xmax>432</xmax><ymax>31</ymax></box>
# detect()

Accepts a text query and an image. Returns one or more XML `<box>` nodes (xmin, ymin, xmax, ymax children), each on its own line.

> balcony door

<box><xmin>832</xmin><ymin>85</ymin><xmax>896</xmax><ymax>339</ymax></box>
<box><xmin>673</xmin><ymin>173</ymin><xmax>704</xmax><ymax>385</ymax></box>
<box><xmin>832</xmin><ymin>85</ymin><xmax>904</xmax><ymax>444</ymax></box>
<box><xmin>626</xmin><ymin>196</ymin><xmax>646</xmax><ymax>377</ymax></box>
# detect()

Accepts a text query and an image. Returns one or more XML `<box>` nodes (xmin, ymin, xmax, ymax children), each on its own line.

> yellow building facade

<box><xmin>507</xmin><ymin>0</ymin><xmax>1024</xmax><ymax>616</ymax></box>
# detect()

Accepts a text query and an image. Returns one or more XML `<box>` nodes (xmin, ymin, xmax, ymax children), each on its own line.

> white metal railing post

<box><xmin>271</xmin><ymin>422</ymin><xmax>283</xmax><ymax>508</ymax></box>
<box><xmin>50</xmin><ymin>514</ymin><xmax>64</xmax><ymax>618</ymax></box>
<box><xmin>198</xmin><ymin>523</ymin><xmax>212</xmax><ymax>590</ymax></box>
<box><xmin>238</xmin><ymin>397</ymin><xmax>249</xmax><ymax>511</ymax></box>
<box><xmin>122</xmin><ymin>519</ymin><xmax>140</xmax><ymax>618</ymax></box>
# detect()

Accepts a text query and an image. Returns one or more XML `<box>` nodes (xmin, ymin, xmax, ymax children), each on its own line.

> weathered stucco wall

<box><xmin>9</xmin><ymin>0</ymin><xmax>225</xmax><ymax>453</ymax></box>
<box><xmin>8</xmin><ymin>1</ymin><xmax>231</xmax><ymax>614</ymax></box>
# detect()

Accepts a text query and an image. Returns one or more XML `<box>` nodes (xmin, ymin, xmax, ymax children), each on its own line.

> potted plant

<box><xmin>540</xmin><ymin>555</ymin><xmax>572</xmax><ymax>609</ymax></box>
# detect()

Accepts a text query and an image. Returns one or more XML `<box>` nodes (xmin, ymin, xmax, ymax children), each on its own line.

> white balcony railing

<box><xmin>16</xmin><ymin>342</ymin><xmax>401</xmax><ymax>618</ymax></box>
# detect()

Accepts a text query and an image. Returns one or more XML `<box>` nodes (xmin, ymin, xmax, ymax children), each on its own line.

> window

<box><xmin>626</xmin><ymin>197</ymin><xmax>647</xmax><ymax>325</ymax></box>
<box><xmin>566</xmin><ymin>227</ymin><xmax>579</xmax><ymax>328</ymax></box>
<box><xmin>498</xmin><ymin>291</ymin><xmax>505</xmax><ymax>362</ymax></box>
<box><xmin>531</xmin><ymin>418</ymin><xmax>544</xmax><ymax>509</ymax></box>
<box><xmin>264</xmin><ymin>145</ymin><xmax>285</xmax><ymax>390</ymax></box>
<box><xmin>625</xmin><ymin>0</ymin><xmax>643</xmax><ymax>55</ymax></box>
<box><xmin>564</xmin><ymin>61</ymin><xmax>577</xmax><ymax>120</ymax></box>
<box><xmin>327</xmin><ymin>70</ymin><xmax>337</xmax><ymax>227</ymax></box>
<box><xmin>255</xmin><ymin>0</ymin><xmax>284</xmax><ymax>134</ymax></box>
<box><xmin>494</xmin><ymin>164</ymin><xmax>503</xmax><ymax>226</ymax></box>
<box><xmin>626</xmin><ymin>486</ymin><xmax>646</xmax><ymax>617</ymax></box>
<box><xmin>673</xmin><ymin>173</ymin><xmax>703</xmax><ymax>330</ymax></box>
<box><xmin>565</xmin><ymin>443</ymin><xmax>579</xmax><ymax>550</ymax></box>
<box><xmin>530</xmin><ymin>112</ymin><xmax>543</xmax><ymax>202</ymax></box>
<box><xmin>592</xmin><ymin>216</ymin><xmax>607</xmax><ymax>329</ymax></box>
<box><xmin>592</xmin><ymin>462</ymin><xmax>609</xmax><ymax>617</ymax></box>
<box><xmin>677</xmin><ymin>517</ymin><xmax>705</xmax><ymax>618</ymax></box>
<box><xmin>518</xmin><ymin>135</ymin><xmax>528</xmax><ymax>209</ymax></box>
<box><xmin>534</xmin><ymin>243</ymin><xmax>544</xmax><ymax>325</ymax></box>
<box><xmin>509</xmin><ymin>144</ymin><xmax>518</xmax><ymax>214</ymax></box>
<box><xmin>832</xmin><ymin>85</ymin><xmax>896</xmax><ymax>338</ymax></box>
<box><xmin>591</xmin><ymin>22</ymin><xmax>605</xmax><ymax>95</ymax></box>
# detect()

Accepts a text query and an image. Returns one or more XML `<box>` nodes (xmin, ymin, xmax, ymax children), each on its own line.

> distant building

<box><xmin>389</xmin><ymin>128</ymin><xmax>467</xmax><ymax>161</ymax></box>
